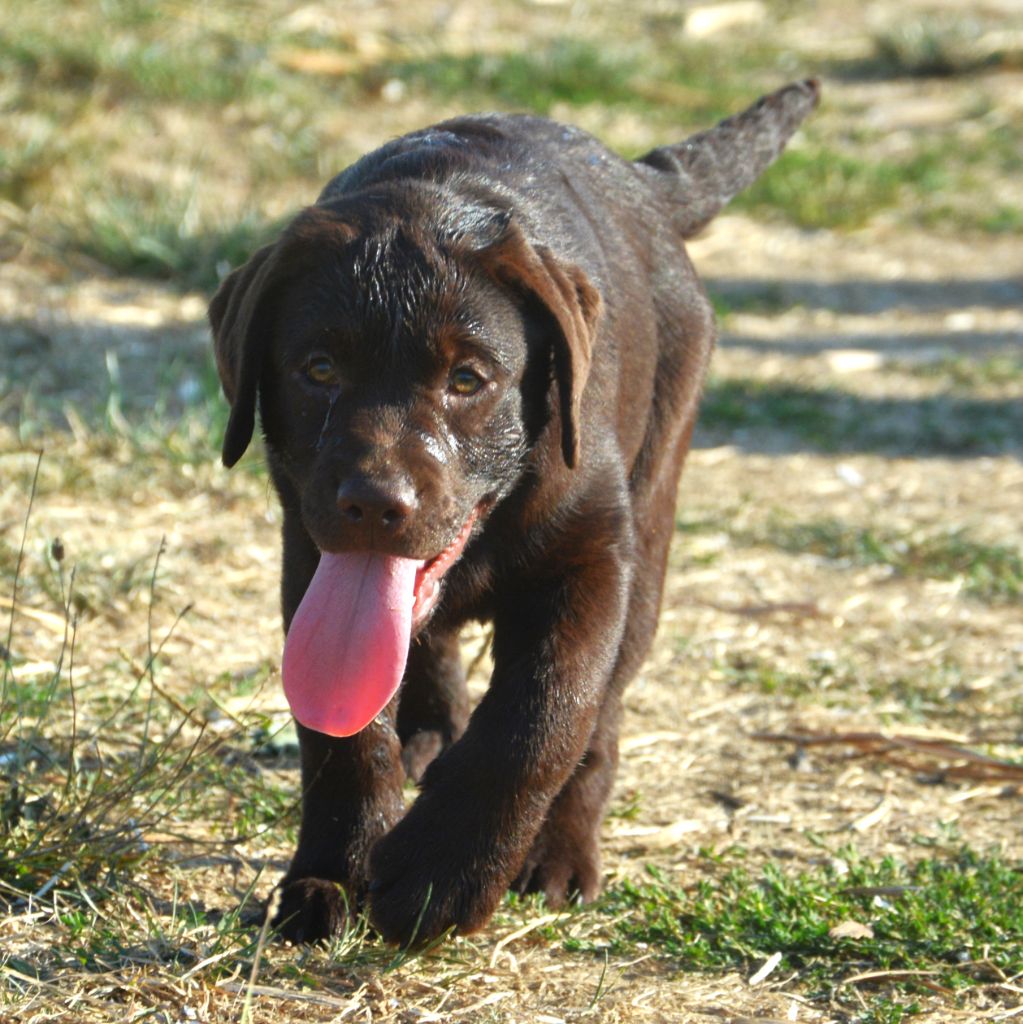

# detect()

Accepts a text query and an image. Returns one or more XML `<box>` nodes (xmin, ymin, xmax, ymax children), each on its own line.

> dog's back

<box><xmin>319</xmin><ymin>78</ymin><xmax>819</xmax><ymax>251</ymax></box>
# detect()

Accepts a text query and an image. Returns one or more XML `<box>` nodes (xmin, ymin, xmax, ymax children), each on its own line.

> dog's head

<box><xmin>210</xmin><ymin>188</ymin><xmax>600</xmax><ymax>647</ymax></box>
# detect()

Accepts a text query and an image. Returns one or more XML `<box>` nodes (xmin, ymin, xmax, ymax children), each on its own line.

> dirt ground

<box><xmin>2</xmin><ymin>2</ymin><xmax>1022</xmax><ymax>1022</ymax></box>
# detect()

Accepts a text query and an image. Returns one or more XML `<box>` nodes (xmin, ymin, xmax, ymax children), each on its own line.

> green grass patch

<box><xmin>979</xmin><ymin>204</ymin><xmax>1023</xmax><ymax>234</ymax></box>
<box><xmin>0</xmin><ymin>639</ymin><xmax>291</xmax><ymax>903</ymax></box>
<box><xmin>64</xmin><ymin>198</ymin><xmax>283</xmax><ymax>290</ymax></box>
<box><xmin>0</xmin><ymin>106</ymin><xmax>76</xmax><ymax>207</ymax></box>
<box><xmin>734</xmin><ymin>145</ymin><xmax>949</xmax><ymax>230</ymax></box>
<box><xmin>719</xmin><ymin>653</ymin><xmax>825</xmax><ymax>700</ymax></box>
<box><xmin>893</xmin><ymin>355</ymin><xmax>1023</xmax><ymax>388</ymax></box>
<box><xmin>380</xmin><ymin>36</ymin><xmax>750</xmax><ymax>125</ymax></box>
<box><xmin>871</xmin><ymin>16</ymin><xmax>1017</xmax><ymax>77</ymax></box>
<box><xmin>584</xmin><ymin>849</ymin><xmax>1023</xmax><ymax>1019</ymax></box>
<box><xmin>384</xmin><ymin>39</ymin><xmax>642</xmax><ymax>112</ymax></box>
<box><xmin>714</xmin><ymin>650</ymin><xmax>1000</xmax><ymax>720</ymax></box>
<box><xmin>0</xmin><ymin>17</ymin><xmax>277</xmax><ymax>106</ymax></box>
<box><xmin>706</xmin><ymin>282</ymin><xmax>795</xmax><ymax>319</ymax></box>
<box><xmin>1</xmin><ymin>335</ymin><xmax>256</xmax><ymax>480</ymax></box>
<box><xmin>757</xmin><ymin>517</ymin><xmax>1022</xmax><ymax>603</ymax></box>
<box><xmin>732</xmin><ymin>113</ymin><xmax>1023</xmax><ymax>233</ymax></box>
<box><xmin>589</xmin><ymin>847</ymin><xmax>1023</xmax><ymax>1015</ymax></box>
<box><xmin>700</xmin><ymin>378</ymin><xmax>841</xmax><ymax>446</ymax></box>
<box><xmin>698</xmin><ymin>377</ymin><xmax>1023</xmax><ymax>456</ymax></box>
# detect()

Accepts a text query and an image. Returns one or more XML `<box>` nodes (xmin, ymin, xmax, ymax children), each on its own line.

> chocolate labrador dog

<box><xmin>210</xmin><ymin>80</ymin><xmax>818</xmax><ymax>945</ymax></box>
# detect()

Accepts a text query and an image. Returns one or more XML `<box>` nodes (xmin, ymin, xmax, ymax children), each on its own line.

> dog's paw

<box><xmin>400</xmin><ymin>729</ymin><xmax>445</xmax><ymax>783</ymax></box>
<box><xmin>511</xmin><ymin>828</ymin><xmax>602</xmax><ymax>907</ymax></box>
<box><xmin>368</xmin><ymin>803</ymin><xmax>505</xmax><ymax>945</ymax></box>
<box><xmin>271</xmin><ymin>877</ymin><xmax>352</xmax><ymax>944</ymax></box>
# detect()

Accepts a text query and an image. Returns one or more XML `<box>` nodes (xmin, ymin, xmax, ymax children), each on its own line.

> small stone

<box><xmin>685</xmin><ymin>2</ymin><xmax>767</xmax><ymax>38</ymax></box>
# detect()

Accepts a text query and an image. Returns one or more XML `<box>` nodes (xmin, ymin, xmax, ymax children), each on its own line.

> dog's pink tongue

<box><xmin>282</xmin><ymin>551</ymin><xmax>419</xmax><ymax>737</ymax></box>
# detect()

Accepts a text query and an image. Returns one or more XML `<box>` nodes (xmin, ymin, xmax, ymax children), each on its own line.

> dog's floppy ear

<box><xmin>209</xmin><ymin>243</ymin><xmax>281</xmax><ymax>468</ymax></box>
<box><xmin>525</xmin><ymin>242</ymin><xmax>602</xmax><ymax>469</ymax></box>
<box><xmin>210</xmin><ymin>206</ymin><xmax>361</xmax><ymax>467</ymax></box>
<box><xmin>471</xmin><ymin>216</ymin><xmax>602</xmax><ymax>468</ymax></box>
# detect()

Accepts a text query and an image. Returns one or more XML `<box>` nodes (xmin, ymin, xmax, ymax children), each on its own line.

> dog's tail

<box><xmin>637</xmin><ymin>79</ymin><xmax>820</xmax><ymax>238</ymax></box>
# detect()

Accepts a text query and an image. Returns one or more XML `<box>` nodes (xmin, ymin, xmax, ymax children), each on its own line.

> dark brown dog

<box><xmin>210</xmin><ymin>80</ymin><xmax>818</xmax><ymax>945</ymax></box>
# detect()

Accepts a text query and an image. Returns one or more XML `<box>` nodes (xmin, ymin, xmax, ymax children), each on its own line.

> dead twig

<box><xmin>754</xmin><ymin>729</ymin><xmax>1023</xmax><ymax>784</ymax></box>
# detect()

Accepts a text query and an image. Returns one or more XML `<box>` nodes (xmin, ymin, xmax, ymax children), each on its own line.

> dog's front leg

<box><xmin>368</xmin><ymin>528</ymin><xmax>630</xmax><ymax>945</ymax></box>
<box><xmin>272</xmin><ymin>510</ymin><xmax>407</xmax><ymax>943</ymax></box>
<box><xmin>273</xmin><ymin>721</ymin><xmax>406</xmax><ymax>942</ymax></box>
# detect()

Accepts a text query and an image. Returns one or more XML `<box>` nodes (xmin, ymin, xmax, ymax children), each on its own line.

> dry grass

<box><xmin>3</xmin><ymin>244</ymin><xmax>1021</xmax><ymax>1024</ymax></box>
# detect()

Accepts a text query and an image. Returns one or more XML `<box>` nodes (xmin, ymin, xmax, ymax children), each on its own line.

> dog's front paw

<box><xmin>271</xmin><ymin>877</ymin><xmax>352</xmax><ymax>944</ymax></box>
<box><xmin>368</xmin><ymin>802</ymin><xmax>506</xmax><ymax>945</ymax></box>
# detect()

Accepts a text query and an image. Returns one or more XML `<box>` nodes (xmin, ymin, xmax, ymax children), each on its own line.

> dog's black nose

<box><xmin>336</xmin><ymin>476</ymin><xmax>417</xmax><ymax>531</ymax></box>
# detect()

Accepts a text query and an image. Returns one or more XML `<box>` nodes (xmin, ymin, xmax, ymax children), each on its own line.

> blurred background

<box><xmin>3</xmin><ymin>0</ymin><xmax>1022</xmax><ymax>291</ymax></box>
<box><xmin>3</xmin><ymin>0</ymin><xmax>1021</xmax><ymax>440</ymax></box>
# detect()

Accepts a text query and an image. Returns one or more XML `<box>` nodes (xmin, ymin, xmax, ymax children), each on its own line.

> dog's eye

<box><xmin>449</xmin><ymin>366</ymin><xmax>484</xmax><ymax>396</ymax></box>
<box><xmin>304</xmin><ymin>354</ymin><xmax>337</xmax><ymax>386</ymax></box>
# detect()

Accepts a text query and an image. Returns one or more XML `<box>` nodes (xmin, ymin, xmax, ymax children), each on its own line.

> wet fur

<box><xmin>210</xmin><ymin>81</ymin><xmax>819</xmax><ymax>945</ymax></box>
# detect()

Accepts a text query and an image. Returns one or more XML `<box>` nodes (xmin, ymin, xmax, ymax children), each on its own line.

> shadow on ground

<box><xmin>706</xmin><ymin>276</ymin><xmax>1023</xmax><ymax>315</ymax></box>
<box><xmin>696</xmin><ymin>378</ymin><xmax>1022</xmax><ymax>459</ymax></box>
<box><xmin>3</xmin><ymin>271</ymin><xmax>1020</xmax><ymax>460</ymax></box>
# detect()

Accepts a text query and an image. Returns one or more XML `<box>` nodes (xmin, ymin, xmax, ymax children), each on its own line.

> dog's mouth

<box><xmin>281</xmin><ymin>506</ymin><xmax>481</xmax><ymax>738</ymax></box>
<box><xmin>411</xmin><ymin>507</ymin><xmax>478</xmax><ymax>630</ymax></box>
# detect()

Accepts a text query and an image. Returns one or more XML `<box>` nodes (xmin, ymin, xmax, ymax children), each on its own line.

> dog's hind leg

<box><xmin>397</xmin><ymin>626</ymin><xmax>470</xmax><ymax>782</ymax></box>
<box><xmin>509</xmin><ymin>542</ymin><xmax>668</xmax><ymax>904</ymax></box>
<box><xmin>511</xmin><ymin>692</ymin><xmax>622</xmax><ymax>904</ymax></box>
<box><xmin>510</xmin><ymin>542</ymin><xmax>671</xmax><ymax>905</ymax></box>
